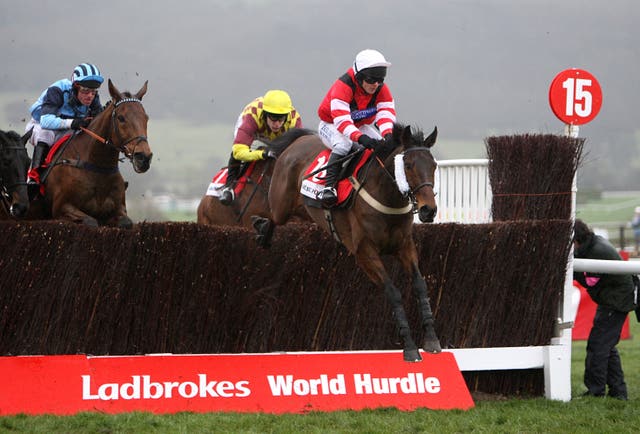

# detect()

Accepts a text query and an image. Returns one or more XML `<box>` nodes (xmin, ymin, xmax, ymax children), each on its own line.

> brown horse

<box><xmin>0</xmin><ymin>129</ymin><xmax>31</xmax><ymax>219</ymax></box>
<box><xmin>28</xmin><ymin>80</ymin><xmax>152</xmax><ymax>228</ymax></box>
<box><xmin>253</xmin><ymin>123</ymin><xmax>442</xmax><ymax>362</ymax></box>
<box><xmin>197</xmin><ymin>128</ymin><xmax>314</xmax><ymax>227</ymax></box>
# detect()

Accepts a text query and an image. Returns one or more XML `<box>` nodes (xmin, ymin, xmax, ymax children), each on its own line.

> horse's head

<box><xmin>107</xmin><ymin>80</ymin><xmax>153</xmax><ymax>173</ymax></box>
<box><xmin>392</xmin><ymin>124</ymin><xmax>438</xmax><ymax>223</ymax></box>
<box><xmin>0</xmin><ymin>129</ymin><xmax>30</xmax><ymax>217</ymax></box>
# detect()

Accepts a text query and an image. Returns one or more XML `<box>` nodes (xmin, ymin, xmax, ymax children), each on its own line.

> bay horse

<box><xmin>197</xmin><ymin>128</ymin><xmax>314</xmax><ymax>228</ymax></box>
<box><xmin>0</xmin><ymin>129</ymin><xmax>31</xmax><ymax>219</ymax></box>
<box><xmin>253</xmin><ymin>123</ymin><xmax>442</xmax><ymax>362</ymax></box>
<box><xmin>29</xmin><ymin>79</ymin><xmax>152</xmax><ymax>228</ymax></box>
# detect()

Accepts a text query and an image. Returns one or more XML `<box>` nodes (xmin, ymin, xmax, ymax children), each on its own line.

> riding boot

<box><xmin>220</xmin><ymin>157</ymin><xmax>241</xmax><ymax>206</ymax></box>
<box><xmin>28</xmin><ymin>142</ymin><xmax>49</xmax><ymax>182</ymax></box>
<box><xmin>317</xmin><ymin>152</ymin><xmax>342</xmax><ymax>208</ymax></box>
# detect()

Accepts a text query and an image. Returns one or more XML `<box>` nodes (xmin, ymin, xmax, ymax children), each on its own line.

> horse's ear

<box><xmin>424</xmin><ymin>126</ymin><xmax>437</xmax><ymax>149</ymax></box>
<box><xmin>21</xmin><ymin>128</ymin><xmax>33</xmax><ymax>146</ymax></box>
<box><xmin>108</xmin><ymin>79</ymin><xmax>124</xmax><ymax>101</ymax></box>
<box><xmin>135</xmin><ymin>81</ymin><xmax>148</xmax><ymax>100</ymax></box>
<box><xmin>401</xmin><ymin>125</ymin><xmax>412</xmax><ymax>145</ymax></box>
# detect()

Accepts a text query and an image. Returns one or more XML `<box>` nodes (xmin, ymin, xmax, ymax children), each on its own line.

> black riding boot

<box><xmin>220</xmin><ymin>157</ymin><xmax>241</xmax><ymax>206</ymax></box>
<box><xmin>317</xmin><ymin>152</ymin><xmax>342</xmax><ymax>208</ymax></box>
<box><xmin>28</xmin><ymin>142</ymin><xmax>49</xmax><ymax>180</ymax></box>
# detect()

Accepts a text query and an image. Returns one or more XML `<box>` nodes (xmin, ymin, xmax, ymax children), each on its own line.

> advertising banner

<box><xmin>0</xmin><ymin>351</ymin><xmax>473</xmax><ymax>415</ymax></box>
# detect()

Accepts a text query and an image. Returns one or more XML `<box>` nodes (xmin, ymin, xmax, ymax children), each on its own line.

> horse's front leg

<box><xmin>410</xmin><ymin>263</ymin><xmax>442</xmax><ymax>353</ymax></box>
<box><xmin>104</xmin><ymin>200</ymin><xmax>133</xmax><ymax>229</ymax></box>
<box><xmin>355</xmin><ymin>244</ymin><xmax>421</xmax><ymax>362</ymax></box>
<box><xmin>399</xmin><ymin>242</ymin><xmax>442</xmax><ymax>354</ymax></box>
<box><xmin>53</xmin><ymin>201</ymin><xmax>99</xmax><ymax>227</ymax></box>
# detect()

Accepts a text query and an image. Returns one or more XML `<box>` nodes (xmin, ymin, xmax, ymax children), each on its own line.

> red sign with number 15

<box><xmin>549</xmin><ymin>68</ymin><xmax>602</xmax><ymax>125</ymax></box>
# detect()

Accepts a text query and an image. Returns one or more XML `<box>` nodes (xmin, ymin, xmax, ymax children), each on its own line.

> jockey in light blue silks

<box><xmin>25</xmin><ymin>63</ymin><xmax>104</xmax><ymax>183</ymax></box>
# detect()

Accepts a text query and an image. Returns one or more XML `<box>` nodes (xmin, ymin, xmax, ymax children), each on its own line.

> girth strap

<box><xmin>60</xmin><ymin>158</ymin><xmax>119</xmax><ymax>174</ymax></box>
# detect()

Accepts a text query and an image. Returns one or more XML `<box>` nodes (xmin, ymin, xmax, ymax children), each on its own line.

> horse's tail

<box><xmin>262</xmin><ymin>128</ymin><xmax>316</xmax><ymax>156</ymax></box>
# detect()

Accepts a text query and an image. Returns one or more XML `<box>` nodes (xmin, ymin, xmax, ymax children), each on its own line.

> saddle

<box><xmin>301</xmin><ymin>148</ymin><xmax>374</xmax><ymax>209</ymax></box>
<box><xmin>204</xmin><ymin>161</ymin><xmax>257</xmax><ymax>199</ymax></box>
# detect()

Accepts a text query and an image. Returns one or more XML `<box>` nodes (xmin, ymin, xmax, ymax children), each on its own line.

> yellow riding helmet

<box><xmin>262</xmin><ymin>90</ymin><xmax>293</xmax><ymax>115</ymax></box>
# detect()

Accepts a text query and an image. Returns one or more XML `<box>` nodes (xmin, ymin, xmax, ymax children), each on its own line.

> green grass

<box><xmin>1</xmin><ymin>320</ymin><xmax>638</xmax><ymax>433</ymax></box>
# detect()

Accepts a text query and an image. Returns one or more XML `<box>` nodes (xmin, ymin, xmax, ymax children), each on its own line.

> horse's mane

<box><xmin>259</xmin><ymin>128</ymin><xmax>317</xmax><ymax>156</ymax></box>
<box><xmin>391</xmin><ymin>123</ymin><xmax>426</xmax><ymax>146</ymax></box>
<box><xmin>0</xmin><ymin>129</ymin><xmax>21</xmax><ymax>145</ymax></box>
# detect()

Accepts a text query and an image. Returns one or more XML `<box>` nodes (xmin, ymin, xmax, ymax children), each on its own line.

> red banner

<box><xmin>0</xmin><ymin>351</ymin><xmax>473</xmax><ymax>415</ymax></box>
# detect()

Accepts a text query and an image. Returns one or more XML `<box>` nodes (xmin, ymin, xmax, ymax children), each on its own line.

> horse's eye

<box><xmin>117</xmin><ymin>115</ymin><xmax>126</xmax><ymax>122</ymax></box>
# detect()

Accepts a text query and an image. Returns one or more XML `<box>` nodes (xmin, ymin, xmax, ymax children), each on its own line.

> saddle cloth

<box><xmin>27</xmin><ymin>133</ymin><xmax>72</xmax><ymax>194</ymax></box>
<box><xmin>204</xmin><ymin>162</ymin><xmax>257</xmax><ymax>198</ymax></box>
<box><xmin>301</xmin><ymin>149</ymin><xmax>373</xmax><ymax>207</ymax></box>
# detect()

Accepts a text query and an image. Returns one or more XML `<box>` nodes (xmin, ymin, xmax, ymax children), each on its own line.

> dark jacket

<box><xmin>574</xmin><ymin>233</ymin><xmax>636</xmax><ymax>313</ymax></box>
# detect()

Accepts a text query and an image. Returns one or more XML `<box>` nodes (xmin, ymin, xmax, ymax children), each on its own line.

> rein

<box><xmin>235</xmin><ymin>160</ymin><xmax>272</xmax><ymax>223</ymax></box>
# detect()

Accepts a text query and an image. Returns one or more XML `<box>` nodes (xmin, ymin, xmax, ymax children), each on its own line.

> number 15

<box><xmin>562</xmin><ymin>78</ymin><xmax>592</xmax><ymax>117</ymax></box>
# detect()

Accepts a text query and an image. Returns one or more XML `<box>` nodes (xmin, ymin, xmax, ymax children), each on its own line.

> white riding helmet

<box><xmin>353</xmin><ymin>49</ymin><xmax>391</xmax><ymax>74</ymax></box>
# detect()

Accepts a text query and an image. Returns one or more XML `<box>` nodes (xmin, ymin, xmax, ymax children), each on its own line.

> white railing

<box><xmin>434</xmin><ymin>159</ymin><xmax>491</xmax><ymax>223</ymax></box>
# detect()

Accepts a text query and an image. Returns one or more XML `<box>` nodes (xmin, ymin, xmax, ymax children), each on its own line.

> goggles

<box><xmin>77</xmin><ymin>86</ymin><xmax>99</xmax><ymax>95</ymax></box>
<box><xmin>362</xmin><ymin>74</ymin><xmax>385</xmax><ymax>85</ymax></box>
<box><xmin>265</xmin><ymin>112</ymin><xmax>287</xmax><ymax>122</ymax></box>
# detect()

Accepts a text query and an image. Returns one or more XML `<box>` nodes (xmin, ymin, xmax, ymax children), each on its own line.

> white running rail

<box><xmin>433</xmin><ymin>159</ymin><xmax>491</xmax><ymax>223</ymax></box>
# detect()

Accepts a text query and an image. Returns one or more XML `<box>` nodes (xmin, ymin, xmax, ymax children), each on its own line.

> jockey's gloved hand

<box><xmin>358</xmin><ymin>135</ymin><xmax>377</xmax><ymax>149</ymax></box>
<box><xmin>383</xmin><ymin>133</ymin><xmax>393</xmax><ymax>141</ymax></box>
<box><xmin>70</xmin><ymin>118</ymin><xmax>91</xmax><ymax>130</ymax></box>
<box><xmin>263</xmin><ymin>150</ymin><xmax>277</xmax><ymax>159</ymax></box>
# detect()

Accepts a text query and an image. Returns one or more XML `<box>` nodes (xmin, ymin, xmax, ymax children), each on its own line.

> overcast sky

<box><xmin>2</xmin><ymin>0</ymin><xmax>639</xmax><ymax>190</ymax></box>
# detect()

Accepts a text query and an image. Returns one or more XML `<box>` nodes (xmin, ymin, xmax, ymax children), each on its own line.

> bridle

<box><xmin>401</xmin><ymin>147</ymin><xmax>436</xmax><ymax>197</ymax></box>
<box><xmin>80</xmin><ymin>97</ymin><xmax>148</xmax><ymax>163</ymax></box>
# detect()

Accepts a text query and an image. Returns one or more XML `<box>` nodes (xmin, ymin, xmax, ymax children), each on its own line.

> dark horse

<box><xmin>28</xmin><ymin>80</ymin><xmax>152</xmax><ymax>228</ymax></box>
<box><xmin>197</xmin><ymin>129</ymin><xmax>314</xmax><ymax>227</ymax></box>
<box><xmin>254</xmin><ymin>123</ymin><xmax>442</xmax><ymax>362</ymax></box>
<box><xmin>0</xmin><ymin>129</ymin><xmax>31</xmax><ymax>219</ymax></box>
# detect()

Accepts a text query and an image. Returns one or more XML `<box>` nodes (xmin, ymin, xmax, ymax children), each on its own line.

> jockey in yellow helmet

<box><xmin>220</xmin><ymin>89</ymin><xmax>302</xmax><ymax>205</ymax></box>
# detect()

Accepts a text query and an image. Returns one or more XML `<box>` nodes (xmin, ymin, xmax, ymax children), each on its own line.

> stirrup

<box><xmin>317</xmin><ymin>187</ymin><xmax>337</xmax><ymax>207</ymax></box>
<box><xmin>219</xmin><ymin>187</ymin><xmax>234</xmax><ymax>206</ymax></box>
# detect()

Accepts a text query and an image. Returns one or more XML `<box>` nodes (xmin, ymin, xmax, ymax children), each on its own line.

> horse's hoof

<box><xmin>251</xmin><ymin>215</ymin><xmax>266</xmax><ymax>231</ymax></box>
<box><xmin>82</xmin><ymin>217</ymin><xmax>99</xmax><ymax>227</ymax></box>
<box><xmin>423</xmin><ymin>339</ymin><xmax>442</xmax><ymax>354</ymax></box>
<box><xmin>117</xmin><ymin>216</ymin><xmax>134</xmax><ymax>229</ymax></box>
<box><xmin>403</xmin><ymin>349</ymin><xmax>422</xmax><ymax>362</ymax></box>
<box><xmin>255</xmin><ymin>235</ymin><xmax>271</xmax><ymax>249</ymax></box>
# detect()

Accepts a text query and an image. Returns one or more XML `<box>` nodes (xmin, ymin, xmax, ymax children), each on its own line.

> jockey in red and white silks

<box><xmin>315</xmin><ymin>49</ymin><xmax>396</xmax><ymax>207</ymax></box>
